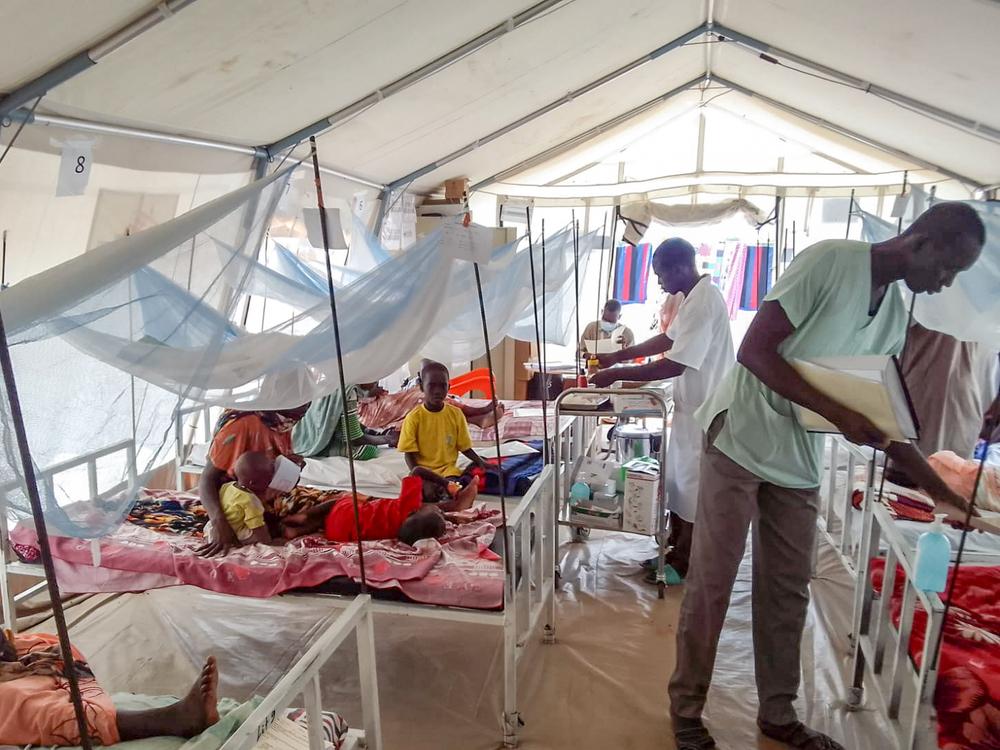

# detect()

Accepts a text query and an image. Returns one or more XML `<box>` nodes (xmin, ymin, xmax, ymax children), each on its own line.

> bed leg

<box><xmin>302</xmin><ymin>675</ymin><xmax>325</xmax><ymax>750</ymax></box>
<box><xmin>0</xmin><ymin>510</ymin><xmax>15</xmax><ymax>633</ymax></box>
<box><xmin>846</xmin><ymin>686</ymin><xmax>864</xmax><ymax>711</ymax></box>
<box><xmin>503</xmin><ymin>625</ymin><xmax>520</xmax><ymax>746</ymax></box>
<box><xmin>356</xmin><ymin>604</ymin><xmax>383</xmax><ymax>750</ymax></box>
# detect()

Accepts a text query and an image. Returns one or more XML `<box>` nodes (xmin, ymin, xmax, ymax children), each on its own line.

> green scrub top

<box><xmin>697</xmin><ymin>240</ymin><xmax>907</xmax><ymax>488</ymax></box>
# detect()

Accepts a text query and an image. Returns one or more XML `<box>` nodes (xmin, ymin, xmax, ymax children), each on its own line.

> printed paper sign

<box><xmin>56</xmin><ymin>140</ymin><xmax>93</xmax><ymax>197</ymax></box>
<box><xmin>440</xmin><ymin>221</ymin><xmax>495</xmax><ymax>264</ymax></box>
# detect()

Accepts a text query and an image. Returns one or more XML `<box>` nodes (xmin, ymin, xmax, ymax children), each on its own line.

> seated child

<box><xmin>397</xmin><ymin>360</ymin><xmax>488</xmax><ymax>499</ymax></box>
<box><xmin>210</xmin><ymin>451</ymin><xmax>299</xmax><ymax>546</ymax></box>
<box><xmin>281</xmin><ymin>474</ymin><xmax>479</xmax><ymax>546</ymax></box>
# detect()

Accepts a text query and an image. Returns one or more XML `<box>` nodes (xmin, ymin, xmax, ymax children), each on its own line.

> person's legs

<box><xmin>116</xmin><ymin>657</ymin><xmax>220</xmax><ymax>741</ymax></box>
<box><xmin>752</xmin><ymin>484</ymin><xmax>842</xmax><ymax>749</ymax></box>
<box><xmin>668</xmin><ymin>432</ymin><xmax>759</xmax><ymax>739</ymax></box>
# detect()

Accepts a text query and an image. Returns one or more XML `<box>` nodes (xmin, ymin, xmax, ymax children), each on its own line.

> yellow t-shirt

<box><xmin>219</xmin><ymin>482</ymin><xmax>267</xmax><ymax>541</ymax></box>
<box><xmin>397</xmin><ymin>403</ymin><xmax>472</xmax><ymax>477</ymax></box>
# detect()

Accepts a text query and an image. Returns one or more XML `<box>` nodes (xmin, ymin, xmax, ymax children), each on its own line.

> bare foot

<box><xmin>177</xmin><ymin>657</ymin><xmax>220</xmax><ymax>737</ymax></box>
<box><xmin>454</xmin><ymin>481</ymin><xmax>479</xmax><ymax>511</ymax></box>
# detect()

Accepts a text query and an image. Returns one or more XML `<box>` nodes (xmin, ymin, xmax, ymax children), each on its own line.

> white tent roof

<box><xmin>1</xmin><ymin>0</ymin><xmax>998</xmax><ymax>200</ymax></box>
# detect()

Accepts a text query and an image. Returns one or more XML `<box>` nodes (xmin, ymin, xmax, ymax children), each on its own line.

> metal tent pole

<box><xmin>526</xmin><ymin>207</ymin><xmax>549</xmax><ymax>463</ymax></box>
<box><xmin>309</xmin><ymin>137</ymin><xmax>367</xmax><ymax>592</ymax></box>
<box><xmin>0</xmin><ymin>309</ymin><xmax>94</xmax><ymax>750</ymax></box>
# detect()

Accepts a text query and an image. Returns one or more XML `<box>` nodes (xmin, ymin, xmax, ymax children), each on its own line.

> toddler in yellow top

<box><xmin>214</xmin><ymin>451</ymin><xmax>281</xmax><ymax>545</ymax></box>
<box><xmin>398</xmin><ymin>360</ymin><xmax>487</xmax><ymax>498</ymax></box>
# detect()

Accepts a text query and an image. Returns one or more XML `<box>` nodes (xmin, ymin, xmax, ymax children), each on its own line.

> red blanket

<box><xmin>11</xmin><ymin>491</ymin><xmax>505</xmax><ymax>609</ymax></box>
<box><xmin>871</xmin><ymin>559</ymin><xmax>1000</xmax><ymax>749</ymax></box>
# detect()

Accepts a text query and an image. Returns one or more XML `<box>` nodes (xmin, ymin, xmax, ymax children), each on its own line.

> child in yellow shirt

<box><xmin>209</xmin><ymin>451</ymin><xmax>294</xmax><ymax>546</ymax></box>
<box><xmin>398</xmin><ymin>360</ymin><xmax>487</xmax><ymax>500</ymax></box>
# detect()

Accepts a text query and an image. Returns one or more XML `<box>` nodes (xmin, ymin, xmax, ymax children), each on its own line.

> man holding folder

<box><xmin>668</xmin><ymin>202</ymin><xmax>985</xmax><ymax>750</ymax></box>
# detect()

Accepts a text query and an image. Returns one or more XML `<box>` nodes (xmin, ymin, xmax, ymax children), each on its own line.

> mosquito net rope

<box><xmin>0</xmin><ymin>165</ymin><xmax>605</xmax><ymax>538</ymax></box>
<box><xmin>860</xmin><ymin>201</ymin><xmax>1000</xmax><ymax>347</ymax></box>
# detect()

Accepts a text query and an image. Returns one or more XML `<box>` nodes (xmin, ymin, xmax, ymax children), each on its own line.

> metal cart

<box><xmin>551</xmin><ymin>386</ymin><xmax>672</xmax><ymax>603</ymax></box>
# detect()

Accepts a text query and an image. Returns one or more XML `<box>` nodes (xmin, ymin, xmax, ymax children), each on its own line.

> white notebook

<box><xmin>791</xmin><ymin>355</ymin><xmax>919</xmax><ymax>442</ymax></box>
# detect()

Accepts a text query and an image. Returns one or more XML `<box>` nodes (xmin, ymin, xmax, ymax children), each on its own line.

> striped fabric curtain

<box><xmin>612</xmin><ymin>243</ymin><xmax>652</xmax><ymax>304</ymax></box>
<box><xmin>739</xmin><ymin>243</ymin><xmax>774</xmax><ymax>311</ymax></box>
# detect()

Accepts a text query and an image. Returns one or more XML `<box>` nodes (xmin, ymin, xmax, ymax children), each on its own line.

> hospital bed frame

<box><xmin>172</xmin><ymin>401</ymin><xmax>579</xmax><ymax>492</ymax></box>
<box><xmin>2</xmin><ymin>434</ymin><xmax>556</xmax><ymax>748</ymax></box>
<box><xmin>846</xmin><ymin>490</ymin><xmax>945</xmax><ymax>750</ymax></box>
<box><xmin>220</xmin><ymin>594</ymin><xmax>382</xmax><ymax>750</ymax></box>
<box><xmin>0</xmin><ymin>438</ymin><xmax>138</xmax><ymax>632</ymax></box>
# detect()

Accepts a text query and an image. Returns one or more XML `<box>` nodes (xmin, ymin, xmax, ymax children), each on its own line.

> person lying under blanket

<box><xmin>397</xmin><ymin>360</ymin><xmax>489</xmax><ymax>499</ymax></box>
<box><xmin>357</xmin><ymin>365</ymin><xmax>503</xmax><ymax>432</ymax></box>
<box><xmin>293</xmin><ymin>383</ymin><xmax>399</xmax><ymax>461</ymax></box>
<box><xmin>0</xmin><ymin>628</ymin><xmax>219</xmax><ymax>746</ymax></box>
<box><xmin>280</xmin><ymin>473</ymin><xmax>480</xmax><ymax>546</ymax></box>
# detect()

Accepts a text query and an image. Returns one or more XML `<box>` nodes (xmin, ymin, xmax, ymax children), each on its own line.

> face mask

<box><xmin>269</xmin><ymin>455</ymin><xmax>302</xmax><ymax>493</ymax></box>
<box><xmin>599</xmin><ymin>320</ymin><xmax>617</xmax><ymax>334</ymax></box>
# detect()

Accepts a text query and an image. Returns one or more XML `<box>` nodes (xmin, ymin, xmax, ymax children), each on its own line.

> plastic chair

<box><xmin>449</xmin><ymin>368</ymin><xmax>496</xmax><ymax>399</ymax></box>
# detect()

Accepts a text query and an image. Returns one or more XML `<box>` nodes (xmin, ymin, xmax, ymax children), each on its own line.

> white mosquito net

<box><xmin>0</xmin><ymin>162</ymin><xmax>604</xmax><ymax>538</ymax></box>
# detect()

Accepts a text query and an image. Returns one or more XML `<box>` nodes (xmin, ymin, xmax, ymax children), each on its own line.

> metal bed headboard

<box><xmin>0</xmin><ymin>439</ymin><xmax>137</xmax><ymax>632</ymax></box>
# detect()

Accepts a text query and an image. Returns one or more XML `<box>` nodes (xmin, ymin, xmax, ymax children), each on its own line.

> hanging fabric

<box><xmin>739</xmin><ymin>242</ymin><xmax>774</xmax><ymax>311</ymax></box>
<box><xmin>612</xmin><ymin>243</ymin><xmax>652</xmax><ymax>304</ymax></box>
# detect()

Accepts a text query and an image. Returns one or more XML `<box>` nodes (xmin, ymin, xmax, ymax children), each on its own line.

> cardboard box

<box><xmin>611</xmin><ymin>383</ymin><xmax>671</xmax><ymax>415</ymax></box>
<box><xmin>622</xmin><ymin>457</ymin><xmax>659</xmax><ymax>535</ymax></box>
<box><xmin>444</xmin><ymin>177</ymin><xmax>469</xmax><ymax>200</ymax></box>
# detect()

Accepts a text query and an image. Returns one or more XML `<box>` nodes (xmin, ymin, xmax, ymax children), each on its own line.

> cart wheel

<box><xmin>658</xmin><ymin>581</ymin><xmax>665</xmax><ymax>599</ymax></box>
<box><xmin>571</xmin><ymin>527</ymin><xmax>591</xmax><ymax>543</ymax></box>
<box><xmin>846</xmin><ymin>687</ymin><xmax>864</xmax><ymax>710</ymax></box>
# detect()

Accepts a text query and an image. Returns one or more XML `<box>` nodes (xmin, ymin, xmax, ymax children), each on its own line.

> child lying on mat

<box><xmin>280</xmin><ymin>473</ymin><xmax>479</xmax><ymax>545</ymax></box>
<box><xmin>397</xmin><ymin>360</ymin><xmax>489</xmax><ymax>498</ymax></box>
<box><xmin>0</xmin><ymin>628</ymin><xmax>219</xmax><ymax>745</ymax></box>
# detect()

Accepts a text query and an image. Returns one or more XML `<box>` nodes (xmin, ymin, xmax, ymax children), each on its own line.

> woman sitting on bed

<box><xmin>292</xmin><ymin>384</ymin><xmax>399</xmax><ymax>461</ymax></box>
<box><xmin>196</xmin><ymin>405</ymin><xmax>311</xmax><ymax>558</ymax></box>
<box><xmin>356</xmin><ymin>367</ymin><xmax>503</xmax><ymax>432</ymax></box>
<box><xmin>0</xmin><ymin>629</ymin><xmax>219</xmax><ymax>746</ymax></box>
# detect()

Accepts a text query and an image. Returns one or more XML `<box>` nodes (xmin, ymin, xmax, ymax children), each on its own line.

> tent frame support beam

<box><xmin>469</xmin><ymin>76</ymin><xmax>700</xmax><ymax>192</ymax></box>
<box><xmin>0</xmin><ymin>0</ymin><xmax>199</xmax><ymax>120</ymax></box>
<box><xmin>4</xmin><ymin>109</ymin><xmax>384</xmax><ymax>190</ymax></box>
<box><xmin>266</xmin><ymin>0</ymin><xmax>565</xmax><ymax>155</ymax></box>
<box><xmin>385</xmin><ymin>25</ymin><xmax>707</xmax><ymax>193</ymax></box>
<box><xmin>710</xmin><ymin>75</ymin><xmax>985</xmax><ymax>189</ymax></box>
<box><xmin>712</xmin><ymin>24</ymin><xmax>1000</xmax><ymax>143</ymax></box>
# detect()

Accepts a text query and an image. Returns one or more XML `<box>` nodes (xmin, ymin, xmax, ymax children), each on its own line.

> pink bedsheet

<box><xmin>465</xmin><ymin>399</ymin><xmax>563</xmax><ymax>443</ymax></box>
<box><xmin>10</xmin><ymin>503</ymin><xmax>505</xmax><ymax>609</ymax></box>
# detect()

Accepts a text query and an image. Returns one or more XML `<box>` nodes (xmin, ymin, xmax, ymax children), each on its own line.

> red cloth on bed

<box><xmin>325</xmin><ymin>476</ymin><xmax>424</xmax><ymax>542</ymax></box>
<box><xmin>871</xmin><ymin>559</ymin><xmax>1000</xmax><ymax>749</ymax></box>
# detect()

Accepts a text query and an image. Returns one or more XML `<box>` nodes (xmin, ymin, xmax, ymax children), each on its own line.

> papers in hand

<box><xmin>440</xmin><ymin>221</ymin><xmax>495</xmax><ymax>264</ymax></box>
<box><xmin>582</xmin><ymin>338</ymin><xmax>621</xmax><ymax>354</ymax></box>
<box><xmin>791</xmin><ymin>355</ymin><xmax>919</xmax><ymax>442</ymax></box>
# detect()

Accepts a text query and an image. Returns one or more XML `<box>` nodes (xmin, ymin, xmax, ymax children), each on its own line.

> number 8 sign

<box><xmin>56</xmin><ymin>140</ymin><xmax>94</xmax><ymax>197</ymax></box>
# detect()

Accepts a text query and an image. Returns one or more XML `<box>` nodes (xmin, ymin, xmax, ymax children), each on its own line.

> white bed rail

<box><xmin>1</xmin><ymin>439</ymin><xmax>137</xmax><ymax>632</ymax></box>
<box><xmin>817</xmin><ymin>434</ymin><xmax>878</xmax><ymax>578</ymax></box>
<box><xmin>220</xmin><ymin>594</ymin><xmax>381</xmax><ymax>750</ymax></box>
<box><xmin>175</xmin><ymin>402</ymin><xmax>216</xmax><ymax>490</ymax></box>
<box><xmin>847</xmin><ymin>499</ymin><xmax>945</xmax><ymax>750</ymax></box>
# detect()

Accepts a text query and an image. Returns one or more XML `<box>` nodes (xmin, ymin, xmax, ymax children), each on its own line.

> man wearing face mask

<box><xmin>667</xmin><ymin>202</ymin><xmax>984</xmax><ymax>750</ymax></box>
<box><xmin>591</xmin><ymin>239</ymin><xmax>736</xmax><ymax>582</ymax></box>
<box><xmin>580</xmin><ymin>299</ymin><xmax>635</xmax><ymax>357</ymax></box>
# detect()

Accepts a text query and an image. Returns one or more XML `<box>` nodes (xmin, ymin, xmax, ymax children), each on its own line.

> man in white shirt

<box><xmin>580</xmin><ymin>299</ymin><xmax>636</xmax><ymax>356</ymax></box>
<box><xmin>591</xmin><ymin>238</ymin><xmax>736</xmax><ymax>579</ymax></box>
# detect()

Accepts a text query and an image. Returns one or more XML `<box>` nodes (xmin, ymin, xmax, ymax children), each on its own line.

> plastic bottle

<box><xmin>913</xmin><ymin>513</ymin><xmax>951</xmax><ymax>593</ymax></box>
<box><xmin>569</xmin><ymin>482</ymin><xmax>591</xmax><ymax>506</ymax></box>
<box><xmin>587</xmin><ymin>357</ymin><xmax>600</xmax><ymax>377</ymax></box>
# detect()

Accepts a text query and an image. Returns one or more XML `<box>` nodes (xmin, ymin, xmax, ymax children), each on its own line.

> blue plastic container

<box><xmin>913</xmin><ymin>514</ymin><xmax>951</xmax><ymax>593</ymax></box>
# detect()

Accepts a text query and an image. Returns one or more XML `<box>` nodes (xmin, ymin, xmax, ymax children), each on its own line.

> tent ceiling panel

<box><xmin>39</xmin><ymin>0</ymin><xmax>539</xmax><ymax>143</ymax></box>
<box><xmin>311</xmin><ymin>35</ymin><xmax>705</xmax><ymax>190</ymax></box>
<box><xmin>506</xmin><ymin>88</ymin><xmax>706</xmax><ymax>186</ymax></box>
<box><xmin>714</xmin><ymin>0</ymin><xmax>1000</xmax><ymax>131</ymax></box>
<box><xmin>0</xmin><ymin>0</ymin><xmax>152</xmax><ymax>91</ymax></box>
<box><xmin>712</xmin><ymin>46</ymin><xmax>1000</xmax><ymax>187</ymax></box>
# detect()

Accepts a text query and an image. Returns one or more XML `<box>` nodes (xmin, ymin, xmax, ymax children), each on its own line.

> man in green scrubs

<box><xmin>668</xmin><ymin>202</ymin><xmax>986</xmax><ymax>750</ymax></box>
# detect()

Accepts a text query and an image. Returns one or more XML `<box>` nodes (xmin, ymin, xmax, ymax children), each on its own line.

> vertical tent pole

<box><xmin>844</xmin><ymin>188</ymin><xmax>856</xmax><ymax>239</ymax></box>
<box><xmin>571</xmin><ymin>212</ymin><xmax>581</xmax><ymax>376</ymax></box>
<box><xmin>309</xmin><ymin>137</ymin><xmax>367</xmax><ymax>592</ymax></box>
<box><xmin>896</xmin><ymin>171</ymin><xmax>910</xmax><ymax>235</ymax></box>
<box><xmin>0</xmin><ymin>310</ymin><xmax>94</xmax><ymax>750</ymax></box>
<box><xmin>540</xmin><ymin>220</ymin><xmax>547</xmax><ymax>395</ymax></box>
<box><xmin>595</xmin><ymin>215</ymin><xmax>608</xmax><ymax>351</ymax></box>
<box><xmin>606</xmin><ymin>208</ymin><xmax>618</xmax><ymax>300</ymax></box>
<box><xmin>526</xmin><ymin>208</ymin><xmax>549</xmax><ymax>463</ymax></box>
<box><xmin>1</xmin><ymin>230</ymin><xmax>6</xmax><ymax>287</ymax></box>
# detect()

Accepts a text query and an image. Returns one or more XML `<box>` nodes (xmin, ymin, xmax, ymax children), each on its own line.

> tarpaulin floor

<box><xmin>30</xmin><ymin>532</ymin><xmax>894</xmax><ymax>749</ymax></box>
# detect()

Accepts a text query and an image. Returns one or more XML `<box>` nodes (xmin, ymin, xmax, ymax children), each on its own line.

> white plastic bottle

<box><xmin>913</xmin><ymin>514</ymin><xmax>951</xmax><ymax>593</ymax></box>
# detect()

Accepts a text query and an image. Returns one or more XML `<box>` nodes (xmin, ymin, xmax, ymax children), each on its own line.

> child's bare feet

<box><xmin>454</xmin><ymin>481</ymin><xmax>479</xmax><ymax>511</ymax></box>
<box><xmin>469</xmin><ymin>404</ymin><xmax>504</xmax><ymax>429</ymax></box>
<box><xmin>176</xmin><ymin>657</ymin><xmax>219</xmax><ymax>737</ymax></box>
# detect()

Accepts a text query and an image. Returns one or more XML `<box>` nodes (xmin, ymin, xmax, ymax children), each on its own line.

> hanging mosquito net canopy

<box><xmin>0</xmin><ymin>163</ymin><xmax>604</xmax><ymax>539</ymax></box>
<box><xmin>860</xmin><ymin>201</ymin><xmax>1000</xmax><ymax>348</ymax></box>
